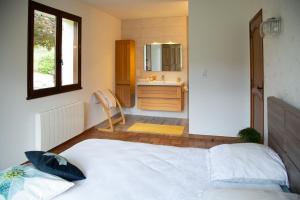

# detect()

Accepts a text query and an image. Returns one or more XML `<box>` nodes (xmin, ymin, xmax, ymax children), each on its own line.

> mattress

<box><xmin>53</xmin><ymin>139</ymin><xmax>282</xmax><ymax>200</ymax></box>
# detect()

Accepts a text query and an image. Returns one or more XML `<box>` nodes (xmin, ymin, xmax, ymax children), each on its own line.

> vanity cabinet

<box><xmin>137</xmin><ymin>85</ymin><xmax>183</xmax><ymax>112</ymax></box>
<box><xmin>115</xmin><ymin>40</ymin><xmax>135</xmax><ymax>107</ymax></box>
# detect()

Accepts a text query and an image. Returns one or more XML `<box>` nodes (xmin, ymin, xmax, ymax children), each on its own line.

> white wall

<box><xmin>122</xmin><ymin>17</ymin><xmax>188</xmax><ymax>119</ymax></box>
<box><xmin>262</xmin><ymin>0</ymin><xmax>300</xmax><ymax>142</ymax></box>
<box><xmin>0</xmin><ymin>0</ymin><xmax>121</xmax><ymax>169</ymax></box>
<box><xmin>189</xmin><ymin>0</ymin><xmax>261</xmax><ymax>136</ymax></box>
<box><xmin>189</xmin><ymin>0</ymin><xmax>300</xmax><ymax>139</ymax></box>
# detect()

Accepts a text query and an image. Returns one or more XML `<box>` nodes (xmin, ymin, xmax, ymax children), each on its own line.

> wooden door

<box><xmin>250</xmin><ymin>10</ymin><xmax>264</xmax><ymax>136</ymax></box>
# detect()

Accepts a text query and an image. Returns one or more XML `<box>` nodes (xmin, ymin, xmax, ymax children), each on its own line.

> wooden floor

<box><xmin>96</xmin><ymin>114</ymin><xmax>189</xmax><ymax>135</ymax></box>
<box><xmin>51</xmin><ymin>115</ymin><xmax>240</xmax><ymax>154</ymax></box>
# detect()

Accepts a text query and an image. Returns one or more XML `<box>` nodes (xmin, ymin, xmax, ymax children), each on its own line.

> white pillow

<box><xmin>0</xmin><ymin>164</ymin><xmax>74</xmax><ymax>200</ymax></box>
<box><xmin>202</xmin><ymin>189</ymin><xmax>300</xmax><ymax>200</ymax></box>
<box><xmin>208</xmin><ymin>143</ymin><xmax>288</xmax><ymax>186</ymax></box>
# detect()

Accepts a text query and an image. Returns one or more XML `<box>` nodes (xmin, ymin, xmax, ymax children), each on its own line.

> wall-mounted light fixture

<box><xmin>166</xmin><ymin>41</ymin><xmax>176</xmax><ymax>44</ymax></box>
<box><xmin>260</xmin><ymin>17</ymin><xmax>281</xmax><ymax>38</ymax></box>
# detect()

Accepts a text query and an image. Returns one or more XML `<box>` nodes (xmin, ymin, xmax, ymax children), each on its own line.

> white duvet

<box><xmin>53</xmin><ymin>139</ymin><xmax>283</xmax><ymax>200</ymax></box>
<box><xmin>54</xmin><ymin>139</ymin><xmax>210</xmax><ymax>200</ymax></box>
<box><xmin>202</xmin><ymin>189</ymin><xmax>300</xmax><ymax>200</ymax></box>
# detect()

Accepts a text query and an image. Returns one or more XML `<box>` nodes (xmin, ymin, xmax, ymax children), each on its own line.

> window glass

<box><xmin>62</xmin><ymin>18</ymin><xmax>79</xmax><ymax>86</ymax></box>
<box><xmin>33</xmin><ymin>10</ymin><xmax>56</xmax><ymax>90</ymax></box>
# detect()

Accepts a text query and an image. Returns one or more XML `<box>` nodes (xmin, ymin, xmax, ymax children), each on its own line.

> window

<box><xmin>27</xmin><ymin>1</ymin><xmax>82</xmax><ymax>99</ymax></box>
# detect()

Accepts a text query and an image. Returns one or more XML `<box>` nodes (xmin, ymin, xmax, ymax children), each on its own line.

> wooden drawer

<box><xmin>137</xmin><ymin>85</ymin><xmax>182</xmax><ymax>99</ymax></box>
<box><xmin>138</xmin><ymin>98</ymin><xmax>182</xmax><ymax>112</ymax></box>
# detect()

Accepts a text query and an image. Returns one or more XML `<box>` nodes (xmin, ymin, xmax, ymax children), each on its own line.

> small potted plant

<box><xmin>238</xmin><ymin>128</ymin><xmax>262</xmax><ymax>143</ymax></box>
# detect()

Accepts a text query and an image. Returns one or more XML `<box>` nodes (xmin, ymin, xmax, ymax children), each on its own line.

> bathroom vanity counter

<box><xmin>137</xmin><ymin>83</ymin><xmax>184</xmax><ymax>112</ymax></box>
<box><xmin>137</xmin><ymin>80</ymin><xmax>184</xmax><ymax>86</ymax></box>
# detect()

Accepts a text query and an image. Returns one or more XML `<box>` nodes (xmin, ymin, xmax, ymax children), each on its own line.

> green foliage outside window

<box><xmin>37</xmin><ymin>55</ymin><xmax>55</xmax><ymax>75</ymax></box>
<box><xmin>34</xmin><ymin>12</ymin><xmax>56</xmax><ymax>75</ymax></box>
<box><xmin>34</xmin><ymin>12</ymin><xmax>56</xmax><ymax>50</ymax></box>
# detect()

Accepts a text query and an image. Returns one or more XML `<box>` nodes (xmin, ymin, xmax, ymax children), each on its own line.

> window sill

<box><xmin>27</xmin><ymin>85</ymin><xmax>82</xmax><ymax>100</ymax></box>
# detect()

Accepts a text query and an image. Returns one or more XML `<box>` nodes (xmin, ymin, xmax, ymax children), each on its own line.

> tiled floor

<box><xmin>95</xmin><ymin>114</ymin><xmax>189</xmax><ymax>135</ymax></box>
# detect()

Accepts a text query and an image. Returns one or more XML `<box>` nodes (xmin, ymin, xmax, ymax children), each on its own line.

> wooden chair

<box><xmin>94</xmin><ymin>89</ymin><xmax>125</xmax><ymax>132</ymax></box>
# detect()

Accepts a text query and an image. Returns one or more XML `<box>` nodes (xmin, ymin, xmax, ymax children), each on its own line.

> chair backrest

<box><xmin>94</xmin><ymin>90</ymin><xmax>117</xmax><ymax>109</ymax></box>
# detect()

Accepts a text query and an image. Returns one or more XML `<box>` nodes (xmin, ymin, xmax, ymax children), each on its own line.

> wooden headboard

<box><xmin>268</xmin><ymin>97</ymin><xmax>300</xmax><ymax>194</ymax></box>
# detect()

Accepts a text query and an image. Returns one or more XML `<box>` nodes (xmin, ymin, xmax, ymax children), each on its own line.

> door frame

<box><xmin>249</xmin><ymin>9</ymin><xmax>264</xmax><ymax>136</ymax></box>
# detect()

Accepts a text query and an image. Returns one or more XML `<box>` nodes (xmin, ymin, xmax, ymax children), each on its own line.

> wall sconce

<box><xmin>260</xmin><ymin>17</ymin><xmax>281</xmax><ymax>38</ymax></box>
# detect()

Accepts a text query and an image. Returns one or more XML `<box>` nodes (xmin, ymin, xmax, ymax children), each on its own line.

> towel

<box><xmin>97</xmin><ymin>89</ymin><xmax>117</xmax><ymax>108</ymax></box>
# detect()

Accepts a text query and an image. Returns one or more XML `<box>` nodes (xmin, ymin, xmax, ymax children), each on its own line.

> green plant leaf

<box><xmin>238</xmin><ymin>128</ymin><xmax>262</xmax><ymax>143</ymax></box>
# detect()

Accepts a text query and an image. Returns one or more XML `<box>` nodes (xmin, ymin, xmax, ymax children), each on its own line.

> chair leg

<box><xmin>96</xmin><ymin>112</ymin><xmax>114</xmax><ymax>132</ymax></box>
<box><xmin>94</xmin><ymin>92</ymin><xmax>115</xmax><ymax>132</ymax></box>
<box><xmin>120</xmin><ymin>110</ymin><xmax>126</xmax><ymax>125</ymax></box>
<box><xmin>109</xmin><ymin>89</ymin><xmax>126</xmax><ymax>125</ymax></box>
<box><xmin>107</xmin><ymin>114</ymin><xmax>114</xmax><ymax>132</ymax></box>
<box><xmin>94</xmin><ymin>90</ymin><xmax>126</xmax><ymax>132</ymax></box>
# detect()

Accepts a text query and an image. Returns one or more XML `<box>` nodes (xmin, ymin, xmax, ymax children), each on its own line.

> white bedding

<box><xmin>202</xmin><ymin>189</ymin><xmax>300</xmax><ymax>200</ymax></box>
<box><xmin>209</xmin><ymin>143</ymin><xmax>288</xmax><ymax>185</ymax></box>
<box><xmin>54</xmin><ymin>139</ymin><xmax>208</xmax><ymax>200</ymax></box>
<box><xmin>53</xmin><ymin>139</ymin><xmax>282</xmax><ymax>200</ymax></box>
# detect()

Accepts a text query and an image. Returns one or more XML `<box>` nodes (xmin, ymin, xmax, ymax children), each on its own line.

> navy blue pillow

<box><xmin>25</xmin><ymin>151</ymin><xmax>86</xmax><ymax>181</ymax></box>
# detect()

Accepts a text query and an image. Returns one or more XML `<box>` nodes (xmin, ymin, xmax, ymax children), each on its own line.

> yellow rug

<box><xmin>127</xmin><ymin>123</ymin><xmax>185</xmax><ymax>136</ymax></box>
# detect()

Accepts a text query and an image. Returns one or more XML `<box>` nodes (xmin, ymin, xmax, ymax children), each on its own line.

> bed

<box><xmin>48</xmin><ymin>96</ymin><xmax>300</xmax><ymax>200</ymax></box>
<box><xmin>268</xmin><ymin>97</ymin><xmax>300</xmax><ymax>194</ymax></box>
<box><xmin>46</xmin><ymin>97</ymin><xmax>298</xmax><ymax>199</ymax></box>
<box><xmin>53</xmin><ymin>139</ymin><xmax>287</xmax><ymax>200</ymax></box>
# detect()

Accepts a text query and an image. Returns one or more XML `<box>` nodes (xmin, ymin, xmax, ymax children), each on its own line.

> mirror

<box><xmin>144</xmin><ymin>43</ymin><xmax>182</xmax><ymax>72</ymax></box>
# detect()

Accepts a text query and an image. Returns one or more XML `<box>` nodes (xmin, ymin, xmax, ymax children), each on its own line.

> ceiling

<box><xmin>79</xmin><ymin>0</ymin><xmax>188</xmax><ymax>20</ymax></box>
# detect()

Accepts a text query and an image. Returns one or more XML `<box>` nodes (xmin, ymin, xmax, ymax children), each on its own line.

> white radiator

<box><xmin>35</xmin><ymin>102</ymin><xmax>84</xmax><ymax>151</ymax></box>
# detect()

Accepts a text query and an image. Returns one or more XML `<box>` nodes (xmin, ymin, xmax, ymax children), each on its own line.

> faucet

<box><xmin>148</xmin><ymin>74</ymin><xmax>157</xmax><ymax>81</ymax></box>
